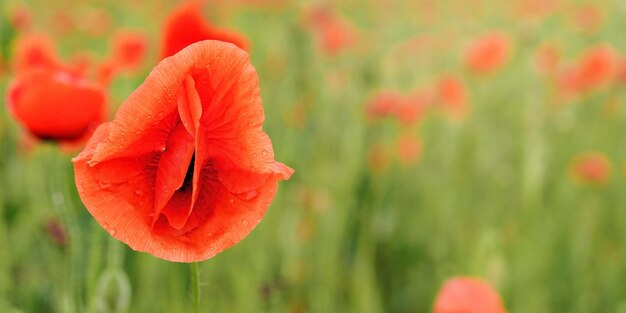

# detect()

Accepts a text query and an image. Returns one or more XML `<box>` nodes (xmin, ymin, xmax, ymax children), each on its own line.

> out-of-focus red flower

<box><xmin>112</xmin><ymin>31</ymin><xmax>148</xmax><ymax>71</ymax></box>
<box><xmin>395</xmin><ymin>133</ymin><xmax>422</xmax><ymax>166</ymax></box>
<box><xmin>82</xmin><ymin>9</ymin><xmax>112</xmax><ymax>37</ymax></box>
<box><xmin>555</xmin><ymin>65</ymin><xmax>584</xmax><ymax>102</ymax></box>
<box><xmin>516</xmin><ymin>0</ymin><xmax>558</xmax><ymax>21</ymax></box>
<box><xmin>73</xmin><ymin>41</ymin><xmax>293</xmax><ymax>262</ymax></box>
<box><xmin>436</xmin><ymin>75</ymin><xmax>470</xmax><ymax>119</ymax></box>
<box><xmin>366</xmin><ymin>90</ymin><xmax>404</xmax><ymax>121</ymax></box>
<box><xmin>160</xmin><ymin>0</ymin><xmax>249</xmax><ymax>59</ymax></box>
<box><xmin>306</xmin><ymin>6</ymin><xmax>356</xmax><ymax>55</ymax></box>
<box><xmin>394</xmin><ymin>93</ymin><xmax>428</xmax><ymax>125</ymax></box>
<box><xmin>570</xmin><ymin>152</ymin><xmax>611</xmax><ymax>185</ymax></box>
<box><xmin>465</xmin><ymin>32</ymin><xmax>511</xmax><ymax>75</ymax></box>
<box><xmin>95</xmin><ymin>60</ymin><xmax>117</xmax><ymax>87</ymax></box>
<box><xmin>51</xmin><ymin>11</ymin><xmax>76</xmax><ymax>37</ymax></box>
<box><xmin>576</xmin><ymin>44</ymin><xmax>618</xmax><ymax>91</ymax></box>
<box><xmin>13</xmin><ymin>33</ymin><xmax>62</xmax><ymax>74</ymax></box>
<box><xmin>434</xmin><ymin>277</ymin><xmax>507</xmax><ymax>313</ymax></box>
<box><xmin>9</xmin><ymin>4</ymin><xmax>32</xmax><ymax>31</ymax></box>
<box><xmin>533</xmin><ymin>43</ymin><xmax>560</xmax><ymax>76</ymax></box>
<box><xmin>7</xmin><ymin>68</ymin><xmax>107</xmax><ymax>143</ymax></box>
<box><xmin>570</xmin><ymin>4</ymin><xmax>603</xmax><ymax>33</ymax></box>
<box><xmin>366</xmin><ymin>89</ymin><xmax>430</xmax><ymax>125</ymax></box>
<box><xmin>620</xmin><ymin>59</ymin><xmax>626</xmax><ymax>84</ymax></box>
<box><xmin>69</xmin><ymin>52</ymin><xmax>95</xmax><ymax>77</ymax></box>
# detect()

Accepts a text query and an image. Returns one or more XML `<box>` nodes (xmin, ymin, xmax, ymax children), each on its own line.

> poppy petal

<box><xmin>74</xmin><ymin>40</ymin><xmax>292</xmax><ymax>262</ymax></box>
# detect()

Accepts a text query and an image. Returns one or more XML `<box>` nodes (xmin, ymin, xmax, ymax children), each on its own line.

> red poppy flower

<box><xmin>465</xmin><ymin>32</ymin><xmax>511</xmax><ymax>75</ymax></box>
<box><xmin>436</xmin><ymin>75</ymin><xmax>470</xmax><ymax>119</ymax></box>
<box><xmin>533</xmin><ymin>43</ymin><xmax>560</xmax><ymax>76</ymax></box>
<box><xmin>7</xmin><ymin>68</ymin><xmax>107</xmax><ymax>143</ymax></box>
<box><xmin>73</xmin><ymin>40</ymin><xmax>293</xmax><ymax>262</ymax></box>
<box><xmin>306</xmin><ymin>6</ymin><xmax>356</xmax><ymax>55</ymax></box>
<box><xmin>395</xmin><ymin>133</ymin><xmax>422</xmax><ymax>166</ymax></box>
<box><xmin>434</xmin><ymin>277</ymin><xmax>507</xmax><ymax>313</ymax></box>
<box><xmin>570</xmin><ymin>4</ymin><xmax>603</xmax><ymax>33</ymax></box>
<box><xmin>112</xmin><ymin>31</ymin><xmax>148</xmax><ymax>71</ymax></box>
<box><xmin>365</xmin><ymin>90</ymin><xmax>404</xmax><ymax>121</ymax></box>
<box><xmin>570</xmin><ymin>152</ymin><xmax>610</xmax><ymax>185</ymax></box>
<box><xmin>9</xmin><ymin>4</ymin><xmax>32</xmax><ymax>31</ymax></box>
<box><xmin>13</xmin><ymin>33</ymin><xmax>62</xmax><ymax>74</ymax></box>
<box><xmin>394</xmin><ymin>90</ymin><xmax>431</xmax><ymax>125</ymax></box>
<box><xmin>160</xmin><ymin>0</ymin><xmax>249</xmax><ymax>59</ymax></box>
<box><xmin>576</xmin><ymin>44</ymin><xmax>618</xmax><ymax>91</ymax></box>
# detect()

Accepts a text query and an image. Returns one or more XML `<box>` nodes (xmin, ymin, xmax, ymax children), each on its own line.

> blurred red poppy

<box><xmin>465</xmin><ymin>32</ymin><xmax>511</xmax><ymax>75</ymax></box>
<box><xmin>436</xmin><ymin>75</ymin><xmax>470</xmax><ymax>119</ymax></box>
<box><xmin>365</xmin><ymin>89</ymin><xmax>430</xmax><ymax>125</ymax></box>
<box><xmin>570</xmin><ymin>152</ymin><xmax>610</xmax><ymax>185</ymax></box>
<box><xmin>73</xmin><ymin>40</ymin><xmax>293</xmax><ymax>262</ymax></box>
<box><xmin>576</xmin><ymin>44</ymin><xmax>618</xmax><ymax>91</ymax></box>
<box><xmin>7</xmin><ymin>68</ymin><xmax>107</xmax><ymax>143</ymax></box>
<box><xmin>395</xmin><ymin>132</ymin><xmax>422</xmax><ymax>166</ymax></box>
<box><xmin>306</xmin><ymin>6</ymin><xmax>356</xmax><ymax>55</ymax></box>
<box><xmin>570</xmin><ymin>4</ymin><xmax>603</xmax><ymax>33</ymax></box>
<box><xmin>160</xmin><ymin>0</ymin><xmax>249</xmax><ymax>59</ymax></box>
<box><xmin>112</xmin><ymin>31</ymin><xmax>148</xmax><ymax>71</ymax></box>
<box><xmin>9</xmin><ymin>4</ymin><xmax>32</xmax><ymax>31</ymax></box>
<box><xmin>533</xmin><ymin>43</ymin><xmax>560</xmax><ymax>76</ymax></box>
<box><xmin>434</xmin><ymin>277</ymin><xmax>507</xmax><ymax>313</ymax></box>
<box><xmin>365</xmin><ymin>90</ymin><xmax>404</xmax><ymax>121</ymax></box>
<box><xmin>13</xmin><ymin>33</ymin><xmax>62</xmax><ymax>74</ymax></box>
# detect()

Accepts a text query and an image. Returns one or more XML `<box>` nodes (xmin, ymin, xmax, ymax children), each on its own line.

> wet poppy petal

<box><xmin>153</xmin><ymin>122</ymin><xmax>195</xmax><ymax>221</ymax></box>
<box><xmin>74</xmin><ymin>40</ymin><xmax>292</xmax><ymax>262</ymax></box>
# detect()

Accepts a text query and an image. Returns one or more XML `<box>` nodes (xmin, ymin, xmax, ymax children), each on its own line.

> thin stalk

<box><xmin>191</xmin><ymin>262</ymin><xmax>201</xmax><ymax>313</ymax></box>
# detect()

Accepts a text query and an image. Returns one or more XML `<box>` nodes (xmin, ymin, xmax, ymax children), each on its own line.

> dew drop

<box><xmin>146</xmin><ymin>114</ymin><xmax>152</xmax><ymax>119</ymax></box>
<box><xmin>158</xmin><ymin>111</ymin><xmax>164</xmax><ymax>118</ymax></box>
<box><xmin>238</xmin><ymin>190</ymin><xmax>258</xmax><ymax>201</ymax></box>
<box><xmin>109</xmin><ymin>229</ymin><xmax>117</xmax><ymax>236</ymax></box>
<box><xmin>98</xmin><ymin>181</ymin><xmax>117</xmax><ymax>191</ymax></box>
<box><xmin>262</xmin><ymin>150</ymin><xmax>268</xmax><ymax>156</ymax></box>
<box><xmin>135</xmin><ymin>189</ymin><xmax>144</xmax><ymax>196</ymax></box>
<box><xmin>103</xmin><ymin>223</ymin><xmax>110</xmax><ymax>230</ymax></box>
<box><xmin>135</xmin><ymin>130</ymin><xmax>141</xmax><ymax>135</ymax></box>
<box><xmin>118</xmin><ymin>144</ymin><xmax>124</xmax><ymax>149</ymax></box>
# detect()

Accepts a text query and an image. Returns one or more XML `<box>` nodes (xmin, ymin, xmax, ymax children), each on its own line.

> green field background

<box><xmin>1</xmin><ymin>0</ymin><xmax>626</xmax><ymax>312</ymax></box>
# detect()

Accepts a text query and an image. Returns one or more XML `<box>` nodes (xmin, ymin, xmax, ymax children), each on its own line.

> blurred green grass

<box><xmin>2</xmin><ymin>0</ymin><xmax>626</xmax><ymax>312</ymax></box>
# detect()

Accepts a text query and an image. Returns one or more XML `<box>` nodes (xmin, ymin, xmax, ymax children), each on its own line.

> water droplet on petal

<box><xmin>238</xmin><ymin>190</ymin><xmax>258</xmax><ymax>201</ymax></box>
<box><xmin>98</xmin><ymin>181</ymin><xmax>118</xmax><ymax>191</ymax></box>
<box><xmin>262</xmin><ymin>150</ymin><xmax>268</xmax><ymax>156</ymax></box>
<box><xmin>134</xmin><ymin>190</ymin><xmax>144</xmax><ymax>196</ymax></box>
<box><xmin>146</xmin><ymin>114</ymin><xmax>152</xmax><ymax>119</ymax></box>
<box><xmin>158</xmin><ymin>111</ymin><xmax>164</xmax><ymax>118</ymax></box>
<box><xmin>135</xmin><ymin>130</ymin><xmax>141</xmax><ymax>135</ymax></box>
<box><xmin>109</xmin><ymin>229</ymin><xmax>117</xmax><ymax>236</ymax></box>
<box><xmin>103</xmin><ymin>223</ymin><xmax>110</xmax><ymax>230</ymax></box>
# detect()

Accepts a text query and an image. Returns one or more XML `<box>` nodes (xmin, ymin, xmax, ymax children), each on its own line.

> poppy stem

<box><xmin>191</xmin><ymin>262</ymin><xmax>200</xmax><ymax>313</ymax></box>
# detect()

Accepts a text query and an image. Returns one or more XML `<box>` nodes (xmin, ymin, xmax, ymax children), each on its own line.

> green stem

<box><xmin>191</xmin><ymin>262</ymin><xmax>200</xmax><ymax>313</ymax></box>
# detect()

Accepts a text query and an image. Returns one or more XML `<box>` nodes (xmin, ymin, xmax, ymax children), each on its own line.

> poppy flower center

<box><xmin>179</xmin><ymin>154</ymin><xmax>195</xmax><ymax>192</ymax></box>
